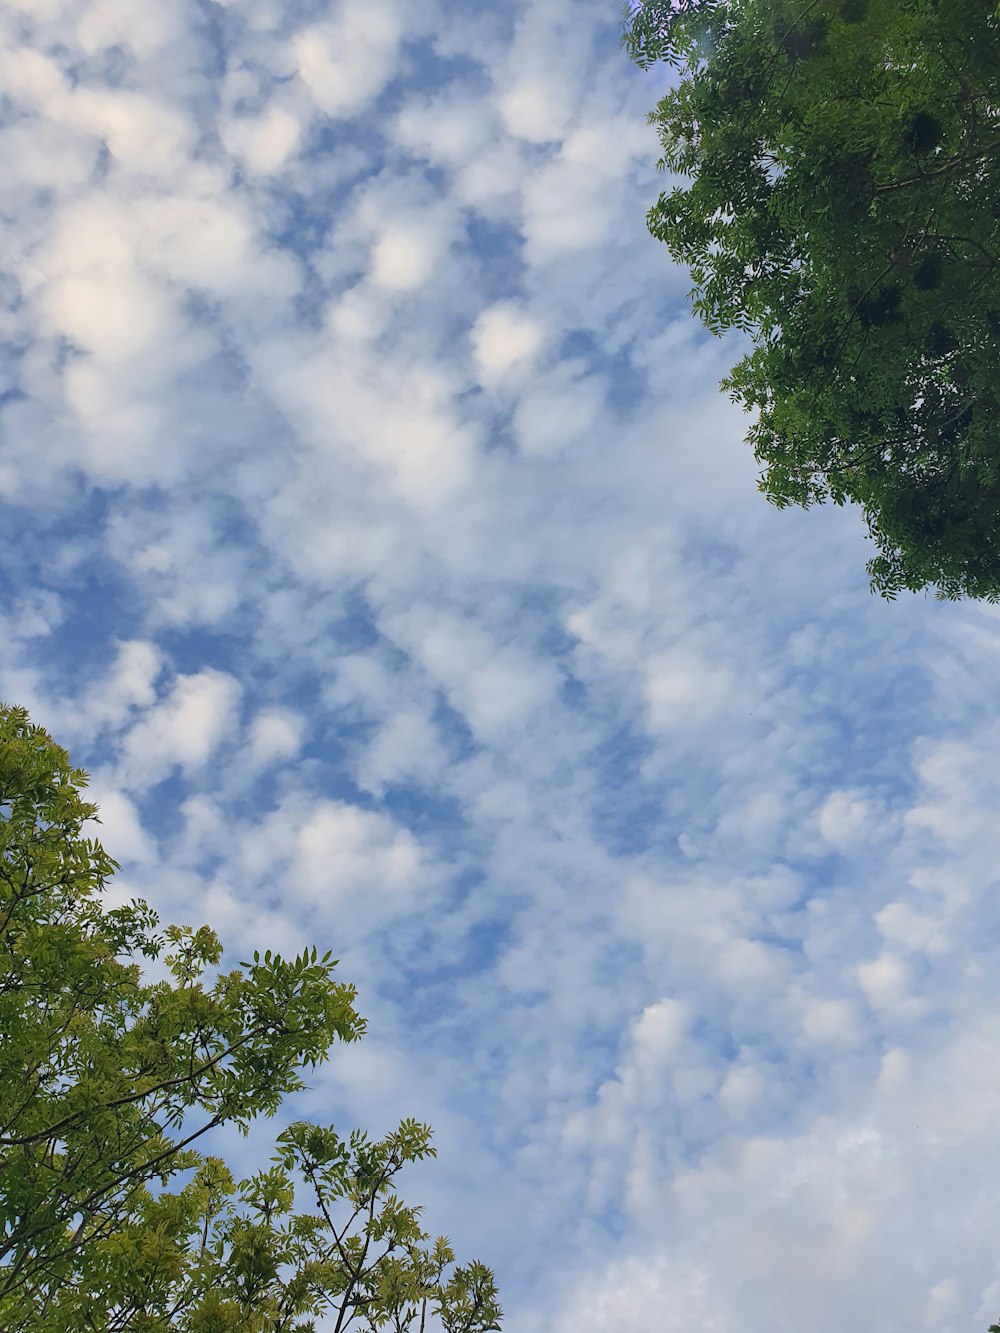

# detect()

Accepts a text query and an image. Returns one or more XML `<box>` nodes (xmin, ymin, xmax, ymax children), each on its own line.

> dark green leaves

<box><xmin>840</xmin><ymin>0</ymin><xmax>868</xmax><ymax>23</ymax></box>
<box><xmin>626</xmin><ymin>0</ymin><xmax>1000</xmax><ymax>599</ymax></box>
<box><xmin>902</xmin><ymin>110</ymin><xmax>944</xmax><ymax>156</ymax></box>
<box><xmin>620</xmin><ymin>0</ymin><xmax>727</xmax><ymax>70</ymax></box>
<box><xmin>776</xmin><ymin>17</ymin><xmax>828</xmax><ymax>65</ymax></box>
<box><xmin>856</xmin><ymin>284</ymin><xmax>903</xmax><ymax>329</ymax></box>
<box><xmin>913</xmin><ymin>251</ymin><xmax>944</xmax><ymax>290</ymax></box>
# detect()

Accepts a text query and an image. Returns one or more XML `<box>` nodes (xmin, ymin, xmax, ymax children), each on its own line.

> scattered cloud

<box><xmin>471</xmin><ymin>302</ymin><xmax>545</xmax><ymax>386</ymax></box>
<box><xmin>119</xmin><ymin>669</ymin><xmax>242</xmax><ymax>790</ymax></box>
<box><xmin>4</xmin><ymin>1</ymin><xmax>1000</xmax><ymax>1330</ymax></box>
<box><xmin>294</xmin><ymin>2</ymin><xmax>403</xmax><ymax>121</ymax></box>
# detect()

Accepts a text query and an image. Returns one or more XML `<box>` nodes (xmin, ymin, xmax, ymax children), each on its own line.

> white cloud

<box><xmin>60</xmin><ymin>321</ymin><xmax>143</xmax><ymax>391</ymax></box>
<box><xmin>717</xmin><ymin>1061</ymin><xmax>766</xmax><ymax>1119</ymax></box>
<box><xmin>105</xmin><ymin>510</ymin><xmax>252</xmax><ymax>627</ymax></box>
<box><xmin>471</xmin><ymin>302</ymin><xmax>544</xmax><ymax>384</ymax></box>
<box><xmin>541</xmin><ymin>1252</ymin><xmax>725</xmax><ymax>1333</ymax></box>
<box><xmin>0</xmin><ymin>46</ymin><xmax>65</xmax><ymax>105</ymax></box>
<box><xmin>119</xmin><ymin>670</ymin><xmax>242</xmax><ymax>789</ymax></box>
<box><xmin>382</xmin><ymin>608</ymin><xmax>560</xmax><ymax>742</ymax></box>
<box><xmin>630</xmin><ymin>998</ymin><xmax>689</xmax><ymax>1078</ymax></box>
<box><xmin>2</xmin><ymin>0</ymin><xmax>67</xmax><ymax>16</ymax></box>
<box><xmin>134</xmin><ymin>195</ymin><xmax>258</xmax><ymax>296</ymax></box>
<box><xmin>228</xmin><ymin>796</ymin><xmax>432</xmax><ymax>941</ymax></box>
<box><xmin>326</xmin><ymin>281</ymin><xmax>393</xmax><ymax>343</ymax></box>
<box><xmin>294</xmin><ymin>2</ymin><xmax>402</xmax><ymax>120</ymax></box>
<box><xmin>856</xmin><ymin>952</ymin><xmax>918</xmax><ymax>1018</ymax></box>
<box><xmin>818</xmin><ymin>788</ymin><xmax>885</xmax><ymax>852</ymax></box>
<box><xmin>513</xmin><ymin>368</ymin><xmax>604</xmax><ymax>458</ymax></box>
<box><xmin>369</xmin><ymin>227</ymin><xmax>437</xmax><ymax>291</ymax></box>
<box><xmin>294</xmin><ymin>801</ymin><xmax>424</xmax><ymax>905</ymax></box>
<box><xmin>85</xmin><ymin>785</ymin><xmax>156</xmax><ymax>866</ymax></box>
<box><xmin>544</xmin><ymin>1016</ymin><xmax>1000</xmax><ymax>1333</ymax></box>
<box><xmin>4</xmin><ymin>591</ymin><xmax>64</xmax><ymax>642</ymax></box>
<box><xmin>451</xmin><ymin>139</ymin><xmax>530</xmax><ymax>216</ymax></box>
<box><xmin>0</xmin><ymin>117</ymin><xmax>94</xmax><ymax>196</ymax></box>
<box><xmin>642</xmin><ymin>642</ymin><xmax>736</xmax><ymax>732</ymax></box>
<box><xmin>22</xmin><ymin>640</ymin><xmax>164</xmax><ymax>747</ymax></box>
<box><xmin>356</xmin><ymin>708</ymin><xmax>447</xmax><ymax>794</ymax></box>
<box><xmin>222</xmin><ymin>105</ymin><xmax>303</xmax><ymax>174</ymax></box>
<box><xmin>519</xmin><ymin>117</ymin><xmax>652</xmax><ymax>261</ymax></box>
<box><xmin>92</xmin><ymin>641</ymin><xmax>163</xmax><ymax>728</ymax></box>
<box><xmin>255</xmin><ymin>335</ymin><xmax>477</xmax><ymax>511</ymax></box>
<box><xmin>41</xmin><ymin>199</ymin><xmax>176</xmax><ymax>362</ymax></box>
<box><xmin>395</xmin><ymin>92</ymin><xmax>496</xmax><ymax>170</ymax></box>
<box><xmin>714</xmin><ymin>937</ymin><xmax>790</xmax><ymax>994</ymax></box>
<box><xmin>797</xmin><ymin>994</ymin><xmax>863</xmax><ymax>1049</ymax></box>
<box><xmin>75</xmin><ymin>0</ymin><xmax>191</xmax><ymax>59</ymax></box>
<box><xmin>499</xmin><ymin>79</ymin><xmax>570</xmax><ymax>145</ymax></box>
<box><xmin>904</xmin><ymin>732</ymin><xmax>1000</xmax><ymax>852</ymax></box>
<box><xmin>71</xmin><ymin>87</ymin><xmax>191</xmax><ymax>175</ymax></box>
<box><xmin>338</xmin><ymin>175</ymin><xmax>466</xmax><ymax>299</ymax></box>
<box><xmin>245</xmin><ymin>710</ymin><xmax>304</xmax><ymax>771</ymax></box>
<box><xmin>875</xmin><ymin>900</ymin><xmax>950</xmax><ymax>959</ymax></box>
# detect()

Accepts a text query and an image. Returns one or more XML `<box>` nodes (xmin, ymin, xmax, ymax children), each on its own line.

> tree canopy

<box><xmin>0</xmin><ymin>703</ymin><xmax>501</xmax><ymax>1332</ymax></box>
<box><xmin>624</xmin><ymin>0</ymin><xmax>1000</xmax><ymax>599</ymax></box>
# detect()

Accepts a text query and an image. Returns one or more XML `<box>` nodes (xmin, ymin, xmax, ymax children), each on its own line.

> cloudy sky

<box><xmin>4</xmin><ymin>0</ymin><xmax>1000</xmax><ymax>1328</ymax></box>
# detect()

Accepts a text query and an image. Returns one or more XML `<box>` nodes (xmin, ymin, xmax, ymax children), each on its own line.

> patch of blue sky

<box><xmin>556</xmin><ymin>326</ymin><xmax>650</xmax><ymax>416</ymax></box>
<box><xmin>585</xmin><ymin>751</ymin><xmax>676</xmax><ymax>857</ymax></box>
<box><xmin>377</xmin><ymin>914</ymin><xmax>512</xmax><ymax>1018</ymax></box>
<box><xmin>130</xmin><ymin>769</ymin><xmax>207</xmax><ymax>843</ymax></box>
<box><xmin>297</xmin><ymin>121</ymin><xmax>388</xmax><ymax>189</ymax></box>
<box><xmin>397</xmin><ymin>36</ymin><xmax>490</xmax><ymax>100</ymax></box>
<box><xmin>376</xmin><ymin>770</ymin><xmax>473</xmax><ymax>841</ymax></box>
<box><xmin>459</xmin><ymin>214</ymin><xmax>526</xmax><ymax>297</ymax></box>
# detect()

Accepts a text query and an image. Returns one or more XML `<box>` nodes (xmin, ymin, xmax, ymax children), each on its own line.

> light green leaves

<box><xmin>0</xmin><ymin>704</ymin><xmax>501</xmax><ymax>1332</ymax></box>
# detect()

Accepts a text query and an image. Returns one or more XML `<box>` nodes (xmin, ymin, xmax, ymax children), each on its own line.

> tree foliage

<box><xmin>0</xmin><ymin>703</ymin><xmax>501</xmax><ymax>1332</ymax></box>
<box><xmin>624</xmin><ymin>0</ymin><xmax>1000</xmax><ymax>599</ymax></box>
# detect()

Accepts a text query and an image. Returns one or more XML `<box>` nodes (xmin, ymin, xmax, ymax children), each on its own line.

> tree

<box><xmin>624</xmin><ymin>0</ymin><xmax>1000</xmax><ymax>599</ymax></box>
<box><xmin>0</xmin><ymin>703</ymin><xmax>502</xmax><ymax>1332</ymax></box>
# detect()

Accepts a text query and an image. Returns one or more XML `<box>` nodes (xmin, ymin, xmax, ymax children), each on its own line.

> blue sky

<box><xmin>4</xmin><ymin>0</ymin><xmax>1000</xmax><ymax>1328</ymax></box>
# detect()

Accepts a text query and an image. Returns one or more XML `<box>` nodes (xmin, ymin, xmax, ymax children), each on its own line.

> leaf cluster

<box><xmin>625</xmin><ymin>0</ymin><xmax>1000</xmax><ymax>598</ymax></box>
<box><xmin>0</xmin><ymin>705</ymin><xmax>501</xmax><ymax>1332</ymax></box>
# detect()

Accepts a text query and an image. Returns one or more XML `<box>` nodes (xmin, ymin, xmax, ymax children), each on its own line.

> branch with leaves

<box><xmin>625</xmin><ymin>0</ymin><xmax>1000</xmax><ymax>599</ymax></box>
<box><xmin>0</xmin><ymin>703</ymin><xmax>502</xmax><ymax>1333</ymax></box>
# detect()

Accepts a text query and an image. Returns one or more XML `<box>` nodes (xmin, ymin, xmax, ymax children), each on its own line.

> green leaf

<box><xmin>0</xmin><ymin>704</ymin><xmax>501</xmax><ymax>1333</ymax></box>
<box><xmin>626</xmin><ymin>0</ymin><xmax>1000</xmax><ymax>600</ymax></box>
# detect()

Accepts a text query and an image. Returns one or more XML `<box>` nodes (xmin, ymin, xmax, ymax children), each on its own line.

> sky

<box><xmin>3</xmin><ymin>0</ymin><xmax>1000</xmax><ymax>1329</ymax></box>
